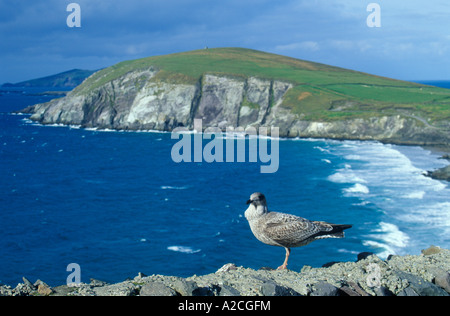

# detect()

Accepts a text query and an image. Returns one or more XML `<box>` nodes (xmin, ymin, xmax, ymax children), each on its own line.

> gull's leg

<box><xmin>277</xmin><ymin>247</ymin><xmax>290</xmax><ymax>270</ymax></box>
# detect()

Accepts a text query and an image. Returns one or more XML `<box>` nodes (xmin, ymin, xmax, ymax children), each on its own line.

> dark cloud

<box><xmin>1</xmin><ymin>0</ymin><xmax>449</xmax><ymax>83</ymax></box>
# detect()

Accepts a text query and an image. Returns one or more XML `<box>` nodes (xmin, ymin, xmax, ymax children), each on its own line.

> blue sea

<box><xmin>1</xmin><ymin>85</ymin><xmax>449</xmax><ymax>287</ymax></box>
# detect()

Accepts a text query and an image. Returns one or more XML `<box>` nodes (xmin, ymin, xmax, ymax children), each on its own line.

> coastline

<box><xmin>19</xmin><ymin>114</ymin><xmax>450</xmax><ymax>182</ymax></box>
<box><xmin>1</xmin><ymin>247</ymin><xmax>449</xmax><ymax>296</ymax></box>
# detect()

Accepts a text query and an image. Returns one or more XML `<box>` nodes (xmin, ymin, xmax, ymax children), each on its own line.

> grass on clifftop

<box><xmin>75</xmin><ymin>47</ymin><xmax>450</xmax><ymax>123</ymax></box>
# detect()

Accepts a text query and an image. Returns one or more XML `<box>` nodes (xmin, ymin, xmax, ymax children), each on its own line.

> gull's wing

<box><xmin>261</xmin><ymin>212</ymin><xmax>331</xmax><ymax>246</ymax></box>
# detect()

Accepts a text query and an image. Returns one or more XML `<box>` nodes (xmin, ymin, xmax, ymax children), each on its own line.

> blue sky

<box><xmin>1</xmin><ymin>0</ymin><xmax>450</xmax><ymax>83</ymax></box>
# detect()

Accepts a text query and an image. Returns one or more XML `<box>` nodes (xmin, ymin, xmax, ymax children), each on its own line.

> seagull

<box><xmin>245</xmin><ymin>192</ymin><xmax>352</xmax><ymax>270</ymax></box>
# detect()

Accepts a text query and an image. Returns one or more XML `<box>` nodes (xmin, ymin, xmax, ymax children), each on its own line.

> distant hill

<box><xmin>2</xmin><ymin>69</ymin><xmax>97</xmax><ymax>88</ymax></box>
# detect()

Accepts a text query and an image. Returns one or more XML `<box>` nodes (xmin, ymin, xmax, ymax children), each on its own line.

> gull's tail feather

<box><xmin>314</xmin><ymin>223</ymin><xmax>352</xmax><ymax>239</ymax></box>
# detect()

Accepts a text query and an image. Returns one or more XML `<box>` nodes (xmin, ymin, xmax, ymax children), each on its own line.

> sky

<box><xmin>1</xmin><ymin>0</ymin><xmax>450</xmax><ymax>84</ymax></box>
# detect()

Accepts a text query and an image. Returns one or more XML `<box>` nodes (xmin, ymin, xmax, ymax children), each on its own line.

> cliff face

<box><xmin>28</xmin><ymin>69</ymin><xmax>293</xmax><ymax>132</ymax></box>
<box><xmin>26</xmin><ymin>67</ymin><xmax>450</xmax><ymax>147</ymax></box>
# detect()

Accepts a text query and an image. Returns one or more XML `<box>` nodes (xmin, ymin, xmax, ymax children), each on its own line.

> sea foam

<box><xmin>167</xmin><ymin>246</ymin><xmax>201</xmax><ymax>254</ymax></box>
<box><xmin>328</xmin><ymin>140</ymin><xmax>449</xmax><ymax>257</ymax></box>
<box><xmin>344</xmin><ymin>183</ymin><xmax>370</xmax><ymax>195</ymax></box>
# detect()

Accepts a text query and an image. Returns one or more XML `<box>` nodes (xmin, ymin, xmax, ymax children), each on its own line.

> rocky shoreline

<box><xmin>2</xmin><ymin>246</ymin><xmax>448</xmax><ymax>296</ymax></box>
<box><xmin>428</xmin><ymin>154</ymin><xmax>450</xmax><ymax>181</ymax></box>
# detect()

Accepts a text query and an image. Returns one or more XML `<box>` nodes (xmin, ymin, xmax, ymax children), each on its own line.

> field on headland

<box><xmin>76</xmin><ymin>47</ymin><xmax>450</xmax><ymax>123</ymax></box>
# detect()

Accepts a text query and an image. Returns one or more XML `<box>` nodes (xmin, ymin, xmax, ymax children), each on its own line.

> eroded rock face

<box><xmin>25</xmin><ymin>67</ymin><xmax>450</xmax><ymax>147</ymax></box>
<box><xmin>429</xmin><ymin>165</ymin><xmax>450</xmax><ymax>181</ymax></box>
<box><xmin>28</xmin><ymin>69</ymin><xmax>293</xmax><ymax>131</ymax></box>
<box><xmin>196</xmin><ymin>75</ymin><xmax>245</xmax><ymax>128</ymax></box>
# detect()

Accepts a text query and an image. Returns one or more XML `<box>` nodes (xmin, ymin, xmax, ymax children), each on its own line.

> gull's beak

<box><xmin>246</xmin><ymin>199</ymin><xmax>252</xmax><ymax>205</ymax></box>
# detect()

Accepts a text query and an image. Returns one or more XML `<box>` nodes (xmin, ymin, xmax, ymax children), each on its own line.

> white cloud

<box><xmin>275</xmin><ymin>41</ymin><xmax>320</xmax><ymax>52</ymax></box>
<box><xmin>328</xmin><ymin>40</ymin><xmax>373</xmax><ymax>53</ymax></box>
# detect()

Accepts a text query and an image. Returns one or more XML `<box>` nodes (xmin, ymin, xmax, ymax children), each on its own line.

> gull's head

<box><xmin>246</xmin><ymin>192</ymin><xmax>267</xmax><ymax>208</ymax></box>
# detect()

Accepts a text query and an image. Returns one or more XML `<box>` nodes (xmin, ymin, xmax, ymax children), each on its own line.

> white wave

<box><xmin>352</xmin><ymin>200</ymin><xmax>372</xmax><ymax>206</ymax></box>
<box><xmin>344</xmin><ymin>183</ymin><xmax>370</xmax><ymax>194</ymax></box>
<box><xmin>160</xmin><ymin>185</ymin><xmax>189</xmax><ymax>190</ymax></box>
<box><xmin>362</xmin><ymin>240</ymin><xmax>395</xmax><ymax>259</ymax></box>
<box><xmin>9</xmin><ymin>112</ymin><xmax>27</xmax><ymax>116</ymax></box>
<box><xmin>328</xmin><ymin>170</ymin><xmax>367</xmax><ymax>184</ymax></box>
<box><xmin>376</xmin><ymin>222</ymin><xmax>410</xmax><ymax>248</ymax></box>
<box><xmin>325</xmin><ymin>140</ymin><xmax>450</xmax><ymax>255</ymax></box>
<box><xmin>337</xmin><ymin>248</ymin><xmax>359</xmax><ymax>255</ymax></box>
<box><xmin>95</xmin><ymin>128</ymin><xmax>117</xmax><ymax>132</ymax></box>
<box><xmin>402</xmin><ymin>191</ymin><xmax>426</xmax><ymax>199</ymax></box>
<box><xmin>135</xmin><ymin>129</ymin><xmax>170</xmax><ymax>134</ymax></box>
<box><xmin>345</xmin><ymin>154</ymin><xmax>361</xmax><ymax>160</ymax></box>
<box><xmin>21</xmin><ymin>118</ymin><xmax>34</xmax><ymax>124</ymax></box>
<box><xmin>364</xmin><ymin>222</ymin><xmax>410</xmax><ymax>258</ymax></box>
<box><xmin>167</xmin><ymin>246</ymin><xmax>201</xmax><ymax>254</ymax></box>
<box><xmin>314</xmin><ymin>146</ymin><xmax>330</xmax><ymax>153</ymax></box>
<box><xmin>395</xmin><ymin>202</ymin><xmax>450</xmax><ymax>230</ymax></box>
<box><xmin>321</xmin><ymin>159</ymin><xmax>331</xmax><ymax>164</ymax></box>
<box><xmin>295</xmin><ymin>137</ymin><xmax>329</xmax><ymax>142</ymax></box>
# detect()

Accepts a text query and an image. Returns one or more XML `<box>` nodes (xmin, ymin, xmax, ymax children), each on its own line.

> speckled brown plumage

<box><xmin>245</xmin><ymin>192</ymin><xmax>352</xmax><ymax>270</ymax></box>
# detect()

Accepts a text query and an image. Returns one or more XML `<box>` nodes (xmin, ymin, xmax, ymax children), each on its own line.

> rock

<box><xmin>216</xmin><ymin>263</ymin><xmax>237</xmax><ymax>273</ymax></box>
<box><xmin>394</xmin><ymin>271</ymin><xmax>449</xmax><ymax>296</ymax></box>
<box><xmin>429</xmin><ymin>165</ymin><xmax>450</xmax><ymax>181</ymax></box>
<box><xmin>0</xmin><ymin>285</ymin><xmax>13</xmax><ymax>296</ymax></box>
<box><xmin>260</xmin><ymin>281</ymin><xmax>300</xmax><ymax>296</ymax></box>
<box><xmin>2</xmin><ymin>249</ymin><xmax>449</xmax><ymax>296</ymax></box>
<box><xmin>22</xmin><ymin>277</ymin><xmax>35</xmax><ymax>290</ymax></box>
<box><xmin>140</xmin><ymin>282</ymin><xmax>178</xmax><ymax>296</ymax></box>
<box><xmin>196</xmin><ymin>75</ymin><xmax>244</xmax><ymax>127</ymax></box>
<box><xmin>33</xmin><ymin>280</ymin><xmax>54</xmax><ymax>295</ymax></box>
<box><xmin>13</xmin><ymin>283</ymin><xmax>34</xmax><ymax>296</ymax></box>
<box><xmin>37</xmin><ymin>283</ymin><xmax>54</xmax><ymax>296</ymax></box>
<box><xmin>92</xmin><ymin>282</ymin><xmax>139</xmax><ymax>296</ymax></box>
<box><xmin>434</xmin><ymin>271</ymin><xmax>450</xmax><ymax>293</ymax></box>
<box><xmin>71</xmin><ymin>284</ymin><xmax>96</xmax><ymax>296</ymax></box>
<box><xmin>322</xmin><ymin>261</ymin><xmax>341</xmax><ymax>268</ymax></box>
<box><xmin>440</xmin><ymin>154</ymin><xmax>450</xmax><ymax>161</ymax></box>
<box><xmin>170</xmin><ymin>278</ymin><xmax>203</xmax><ymax>296</ymax></box>
<box><xmin>346</xmin><ymin>281</ymin><xmax>370</xmax><ymax>296</ymax></box>
<box><xmin>52</xmin><ymin>285</ymin><xmax>76</xmax><ymax>296</ymax></box>
<box><xmin>258</xmin><ymin>267</ymin><xmax>275</xmax><ymax>271</ymax></box>
<box><xmin>90</xmin><ymin>279</ymin><xmax>109</xmax><ymax>287</ymax></box>
<box><xmin>397</xmin><ymin>287</ymin><xmax>419</xmax><ymax>296</ymax></box>
<box><xmin>310</xmin><ymin>282</ymin><xmax>340</xmax><ymax>296</ymax></box>
<box><xmin>218</xmin><ymin>284</ymin><xmax>241</xmax><ymax>296</ymax></box>
<box><xmin>373</xmin><ymin>286</ymin><xmax>395</xmax><ymax>296</ymax></box>
<box><xmin>422</xmin><ymin>245</ymin><xmax>444</xmax><ymax>255</ymax></box>
<box><xmin>339</xmin><ymin>285</ymin><xmax>361</xmax><ymax>296</ymax></box>
<box><xmin>357</xmin><ymin>252</ymin><xmax>376</xmax><ymax>261</ymax></box>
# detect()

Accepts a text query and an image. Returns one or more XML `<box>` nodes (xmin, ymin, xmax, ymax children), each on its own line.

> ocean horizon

<box><xmin>0</xmin><ymin>85</ymin><xmax>449</xmax><ymax>287</ymax></box>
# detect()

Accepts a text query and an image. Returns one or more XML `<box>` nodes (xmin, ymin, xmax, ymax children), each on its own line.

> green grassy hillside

<box><xmin>75</xmin><ymin>47</ymin><xmax>450</xmax><ymax>123</ymax></box>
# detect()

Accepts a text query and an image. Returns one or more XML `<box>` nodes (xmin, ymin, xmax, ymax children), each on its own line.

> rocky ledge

<box><xmin>429</xmin><ymin>165</ymin><xmax>450</xmax><ymax>181</ymax></box>
<box><xmin>426</xmin><ymin>154</ymin><xmax>450</xmax><ymax>182</ymax></box>
<box><xmin>1</xmin><ymin>246</ymin><xmax>449</xmax><ymax>296</ymax></box>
